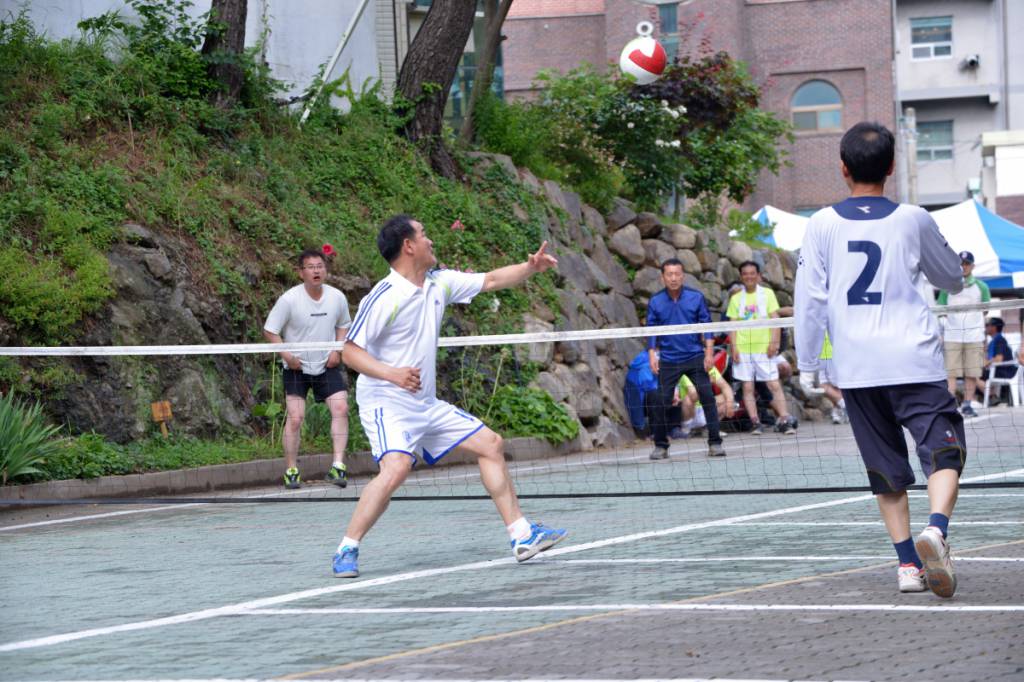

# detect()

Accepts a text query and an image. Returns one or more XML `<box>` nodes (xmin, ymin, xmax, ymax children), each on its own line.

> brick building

<box><xmin>504</xmin><ymin>0</ymin><xmax>899</xmax><ymax>214</ymax></box>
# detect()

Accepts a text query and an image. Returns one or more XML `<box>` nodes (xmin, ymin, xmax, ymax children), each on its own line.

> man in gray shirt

<box><xmin>264</xmin><ymin>249</ymin><xmax>352</xmax><ymax>489</ymax></box>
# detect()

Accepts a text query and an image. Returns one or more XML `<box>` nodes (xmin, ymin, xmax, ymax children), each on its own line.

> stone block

<box><xmin>642</xmin><ymin>238</ymin><xmax>677</xmax><ymax>268</ymax></box>
<box><xmin>608</xmin><ymin>224</ymin><xmax>645</xmax><ymax>267</ymax></box>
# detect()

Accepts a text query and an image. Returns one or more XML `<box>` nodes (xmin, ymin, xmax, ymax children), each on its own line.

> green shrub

<box><xmin>486</xmin><ymin>386</ymin><xmax>579</xmax><ymax>445</ymax></box>
<box><xmin>0</xmin><ymin>391</ymin><xmax>62</xmax><ymax>484</ymax></box>
<box><xmin>44</xmin><ymin>432</ymin><xmax>135</xmax><ymax>480</ymax></box>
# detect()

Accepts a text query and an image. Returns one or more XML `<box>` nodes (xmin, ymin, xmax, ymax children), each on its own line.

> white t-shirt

<box><xmin>795</xmin><ymin>197</ymin><xmax>963</xmax><ymax>388</ymax></box>
<box><xmin>938</xmin><ymin>277</ymin><xmax>990</xmax><ymax>343</ymax></box>
<box><xmin>346</xmin><ymin>268</ymin><xmax>486</xmax><ymax>409</ymax></box>
<box><xmin>264</xmin><ymin>284</ymin><xmax>351</xmax><ymax>375</ymax></box>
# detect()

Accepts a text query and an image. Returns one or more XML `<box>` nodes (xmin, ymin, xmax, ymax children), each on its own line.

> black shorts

<box><xmin>844</xmin><ymin>380</ymin><xmax>966</xmax><ymax>494</ymax></box>
<box><xmin>282</xmin><ymin>367</ymin><xmax>348</xmax><ymax>403</ymax></box>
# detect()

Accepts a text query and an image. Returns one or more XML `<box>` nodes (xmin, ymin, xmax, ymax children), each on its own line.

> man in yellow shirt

<box><xmin>727</xmin><ymin>261</ymin><xmax>796</xmax><ymax>435</ymax></box>
<box><xmin>676</xmin><ymin>366</ymin><xmax>735</xmax><ymax>437</ymax></box>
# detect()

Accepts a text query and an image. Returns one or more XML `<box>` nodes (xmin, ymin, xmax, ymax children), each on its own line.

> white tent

<box><xmin>752</xmin><ymin>205</ymin><xmax>809</xmax><ymax>251</ymax></box>
<box><xmin>753</xmin><ymin>200</ymin><xmax>1024</xmax><ymax>289</ymax></box>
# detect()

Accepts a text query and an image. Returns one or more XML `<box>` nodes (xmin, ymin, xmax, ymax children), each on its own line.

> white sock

<box><xmin>838</xmin><ymin>399</ymin><xmax>846</xmax><ymax>409</ymax></box>
<box><xmin>337</xmin><ymin>536</ymin><xmax>359</xmax><ymax>553</ymax></box>
<box><xmin>508</xmin><ymin>517</ymin><xmax>532</xmax><ymax>541</ymax></box>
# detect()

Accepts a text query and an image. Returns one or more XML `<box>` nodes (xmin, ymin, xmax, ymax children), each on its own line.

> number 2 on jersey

<box><xmin>847</xmin><ymin>241</ymin><xmax>882</xmax><ymax>305</ymax></box>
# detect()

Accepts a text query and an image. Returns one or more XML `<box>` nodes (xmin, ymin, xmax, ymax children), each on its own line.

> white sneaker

<box><xmin>915</xmin><ymin>526</ymin><xmax>957</xmax><ymax>598</ymax></box>
<box><xmin>897</xmin><ymin>563</ymin><xmax>927</xmax><ymax>592</ymax></box>
<box><xmin>831</xmin><ymin>408</ymin><xmax>842</xmax><ymax>424</ymax></box>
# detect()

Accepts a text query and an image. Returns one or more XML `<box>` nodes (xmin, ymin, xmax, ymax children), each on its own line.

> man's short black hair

<box><xmin>840</xmin><ymin>122</ymin><xmax>895</xmax><ymax>184</ymax></box>
<box><xmin>738</xmin><ymin>260</ymin><xmax>760</xmax><ymax>274</ymax></box>
<box><xmin>297</xmin><ymin>249</ymin><xmax>325</xmax><ymax>268</ymax></box>
<box><xmin>987</xmin><ymin>317</ymin><xmax>1004</xmax><ymax>332</ymax></box>
<box><xmin>377</xmin><ymin>214</ymin><xmax>417</xmax><ymax>263</ymax></box>
<box><xmin>661</xmin><ymin>257</ymin><xmax>684</xmax><ymax>273</ymax></box>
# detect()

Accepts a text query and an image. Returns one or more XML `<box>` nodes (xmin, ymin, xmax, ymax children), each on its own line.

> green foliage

<box><xmin>475</xmin><ymin>53</ymin><xmax>791</xmax><ymax>213</ymax></box>
<box><xmin>43</xmin><ymin>432</ymin><xmax>135</xmax><ymax>480</ymax></box>
<box><xmin>486</xmin><ymin>386</ymin><xmax>579</xmax><ymax>445</ymax></box>
<box><xmin>726</xmin><ymin>208</ymin><xmax>773</xmax><ymax>246</ymax></box>
<box><xmin>0</xmin><ymin>392</ymin><xmax>62</xmax><ymax>484</ymax></box>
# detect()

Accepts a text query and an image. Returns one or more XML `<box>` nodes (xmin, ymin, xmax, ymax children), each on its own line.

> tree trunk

<box><xmin>202</xmin><ymin>0</ymin><xmax>248</xmax><ymax>108</ymax></box>
<box><xmin>397</xmin><ymin>0</ymin><xmax>478</xmax><ymax>179</ymax></box>
<box><xmin>458</xmin><ymin>0</ymin><xmax>512</xmax><ymax>145</ymax></box>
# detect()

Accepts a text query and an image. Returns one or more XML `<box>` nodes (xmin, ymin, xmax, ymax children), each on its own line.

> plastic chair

<box><xmin>983</xmin><ymin>361</ymin><xmax>1022</xmax><ymax>408</ymax></box>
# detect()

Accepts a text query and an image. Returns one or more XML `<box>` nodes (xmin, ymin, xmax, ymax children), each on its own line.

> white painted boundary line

<box><xmin>244</xmin><ymin>603</ymin><xmax>1024</xmax><ymax>615</ymax></box>
<box><xmin>10</xmin><ymin>678</ymin><xmax>867</xmax><ymax>682</ymax></box>
<box><xmin>732</xmin><ymin>521</ymin><xmax>1024</xmax><ymax>526</ymax></box>
<box><xmin>0</xmin><ymin>430</ymin><xmax>865</xmax><ymax>532</ymax></box>
<box><xmin>4</xmin><ymin>466</ymin><xmax>1022</xmax><ymax>653</ymax></box>
<box><xmin>549</xmin><ymin>556</ymin><xmax>1024</xmax><ymax>563</ymax></box>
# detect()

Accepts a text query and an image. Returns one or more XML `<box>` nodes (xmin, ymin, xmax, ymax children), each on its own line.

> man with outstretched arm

<box><xmin>795</xmin><ymin>122</ymin><xmax>965</xmax><ymax>597</ymax></box>
<box><xmin>332</xmin><ymin>214</ymin><xmax>566</xmax><ymax>578</ymax></box>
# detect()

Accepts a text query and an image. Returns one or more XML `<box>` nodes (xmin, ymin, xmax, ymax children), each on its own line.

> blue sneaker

<box><xmin>332</xmin><ymin>546</ymin><xmax>359</xmax><ymax>578</ymax></box>
<box><xmin>510</xmin><ymin>523</ymin><xmax>568</xmax><ymax>563</ymax></box>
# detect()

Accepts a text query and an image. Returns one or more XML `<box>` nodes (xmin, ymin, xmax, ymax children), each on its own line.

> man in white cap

<box><xmin>937</xmin><ymin>251</ymin><xmax>990</xmax><ymax>417</ymax></box>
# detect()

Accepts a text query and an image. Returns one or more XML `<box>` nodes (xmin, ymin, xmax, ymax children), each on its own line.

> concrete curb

<box><xmin>0</xmin><ymin>435</ymin><xmax>585</xmax><ymax>502</ymax></box>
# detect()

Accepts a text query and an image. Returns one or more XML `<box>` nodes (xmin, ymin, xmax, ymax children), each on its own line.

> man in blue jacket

<box><xmin>645</xmin><ymin>258</ymin><xmax>725</xmax><ymax>459</ymax></box>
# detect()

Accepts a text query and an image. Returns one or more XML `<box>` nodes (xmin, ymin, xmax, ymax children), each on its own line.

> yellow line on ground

<box><xmin>278</xmin><ymin>537</ymin><xmax>1024</xmax><ymax>679</ymax></box>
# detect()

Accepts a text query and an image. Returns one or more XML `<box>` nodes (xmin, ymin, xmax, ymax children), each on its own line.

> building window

<box><xmin>917</xmin><ymin>120</ymin><xmax>953</xmax><ymax>161</ymax></box>
<box><xmin>910</xmin><ymin>16</ymin><xmax>952</xmax><ymax>60</ymax></box>
<box><xmin>659</xmin><ymin>3</ymin><xmax>679</xmax><ymax>63</ymax></box>
<box><xmin>790</xmin><ymin>80</ymin><xmax>842</xmax><ymax>131</ymax></box>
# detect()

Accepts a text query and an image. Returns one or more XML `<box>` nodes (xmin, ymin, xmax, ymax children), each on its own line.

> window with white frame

<box><xmin>659</xmin><ymin>3</ymin><xmax>680</xmax><ymax>63</ymax></box>
<box><xmin>910</xmin><ymin>16</ymin><xmax>952</xmax><ymax>60</ymax></box>
<box><xmin>790</xmin><ymin>80</ymin><xmax>842</xmax><ymax>131</ymax></box>
<box><xmin>917</xmin><ymin>120</ymin><xmax>953</xmax><ymax>161</ymax></box>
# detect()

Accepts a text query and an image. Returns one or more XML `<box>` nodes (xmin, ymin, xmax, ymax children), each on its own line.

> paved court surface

<box><xmin>1</xmin><ymin>410</ymin><xmax>1022</xmax><ymax>681</ymax></box>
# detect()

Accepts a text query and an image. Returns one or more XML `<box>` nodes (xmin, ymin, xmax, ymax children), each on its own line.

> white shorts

<box><xmin>819</xmin><ymin>358</ymin><xmax>839</xmax><ymax>386</ymax></box>
<box><xmin>360</xmin><ymin>399</ymin><xmax>483</xmax><ymax>466</ymax></box>
<box><xmin>733</xmin><ymin>353</ymin><xmax>779</xmax><ymax>382</ymax></box>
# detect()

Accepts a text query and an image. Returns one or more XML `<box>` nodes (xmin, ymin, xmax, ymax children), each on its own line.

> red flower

<box><xmin>322</xmin><ymin>243</ymin><xmax>335</xmax><ymax>257</ymax></box>
<box><xmin>450</xmin><ymin>219</ymin><xmax>464</xmax><ymax>231</ymax></box>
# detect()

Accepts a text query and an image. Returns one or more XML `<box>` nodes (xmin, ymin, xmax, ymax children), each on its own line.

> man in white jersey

<box><xmin>331</xmin><ymin>215</ymin><xmax>567</xmax><ymax>578</ymax></box>
<box><xmin>936</xmin><ymin>251</ymin><xmax>990</xmax><ymax>418</ymax></box>
<box><xmin>795</xmin><ymin>122</ymin><xmax>965</xmax><ymax>598</ymax></box>
<box><xmin>264</xmin><ymin>249</ymin><xmax>352</xmax><ymax>489</ymax></box>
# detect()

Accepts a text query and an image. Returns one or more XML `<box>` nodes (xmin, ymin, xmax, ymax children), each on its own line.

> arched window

<box><xmin>791</xmin><ymin>80</ymin><xmax>842</xmax><ymax>131</ymax></box>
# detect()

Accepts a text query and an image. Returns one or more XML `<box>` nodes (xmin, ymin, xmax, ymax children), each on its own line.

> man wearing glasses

<box><xmin>264</xmin><ymin>249</ymin><xmax>352</xmax><ymax>489</ymax></box>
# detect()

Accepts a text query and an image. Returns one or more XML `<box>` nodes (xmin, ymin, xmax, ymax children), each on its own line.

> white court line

<box><xmin>548</xmin><ymin>556</ymin><xmax>1024</xmax><ymax>563</ymax></box>
<box><xmin>729</xmin><ymin>520</ymin><xmax>1024</xmax><ymax>524</ymax></box>
<box><xmin>0</xmin><ymin>487</ymin><xmax>321</xmax><ymax>532</ymax></box>
<box><xmin>4</xmin><ymin>466</ymin><xmax>1022</xmax><ymax>653</ymax></box>
<box><xmin>9</xmin><ymin>678</ymin><xmax>868</xmax><ymax>682</ymax></box>
<box><xmin>0</xmin><ymin>429</ymin><xmax>868</xmax><ymax>531</ymax></box>
<box><xmin>245</xmin><ymin>603</ymin><xmax>1024</xmax><ymax>615</ymax></box>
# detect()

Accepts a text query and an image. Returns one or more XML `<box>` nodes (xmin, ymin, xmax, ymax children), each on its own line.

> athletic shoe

<box><xmin>915</xmin><ymin>526</ymin><xmax>957</xmax><ymax>598</ymax></box>
<box><xmin>707</xmin><ymin>442</ymin><xmax>726</xmax><ymax>457</ymax></box>
<box><xmin>750</xmin><ymin>423</ymin><xmax>765</xmax><ymax>436</ymax></box>
<box><xmin>960</xmin><ymin>403</ymin><xmax>978</xmax><ymax>418</ymax></box>
<box><xmin>332</xmin><ymin>546</ymin><xmax>359</xmax><ymax>578</ymax></box>
<box><xmin>511</xmin><ymin>523</ymin><xmax>568</xmax><ymax>563</ymax></box>
<box><xmin>326</xmin><ymin>463</ymin><xmax>348</xmax><ymax>488</ymax></box>
<box><xmin>669</xmin><ymin>426</ymin><xmax>690</xmax><ymax>440</ymax></box>
<box><xmin>776</xmin><ymin>417</ymin><xmax>798</xmax><ymax>435</ymax></box>
<box><xmin>897</xmin><ymin>563</ymin><xmax>927</xmax><ymax>593</ymax></box>
<box><xmin>649</xmin><ymin>446</ymin><xmax>669</xmax><ymax>460</ymax></box>
<box><xmin>283</xmin><ymin>467</ymin><xmax>301</xmax><ymax>489</ymax></box>
<box><xmin>831</xmin><ymin>408</ymin><xmax>843</xmax><ymax>424</ymax></box>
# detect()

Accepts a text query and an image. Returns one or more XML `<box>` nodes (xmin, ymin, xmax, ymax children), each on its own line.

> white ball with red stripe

<box><xmin>619</xmin><ymin>36</ymin><xmax>667</xmax><ymax>85</ymax></box>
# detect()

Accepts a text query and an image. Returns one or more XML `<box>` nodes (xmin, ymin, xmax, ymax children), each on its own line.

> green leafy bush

<box><xmin>0</xmin><ymin>392</ymin><xmax>61</xmax><ymax>484</ymax></box>
<box><xmin>44</xmin><ymin>432</ymin><xmax>135</xmax><ymax>480</ymax></box>
<box><xmin>486</xmin><ymin>386</ymin><xmax>579</xmax><ymax>445</ymax></box>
